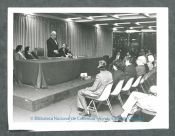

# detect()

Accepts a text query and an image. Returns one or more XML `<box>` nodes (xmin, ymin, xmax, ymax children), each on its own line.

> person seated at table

<box><xmin>124</xmin><ymin>57</ymin><xmax>137</xmax><ymax>79</ymax></box>
<box><xmin>77</xmin><ymin>60</ymin><xmax>113</xmax><ymax>116</ymax></box>
<box><xmin>14</xmin><ymin>45</ymin><xmax>26</xmax><ymax>60</ymax></box>
<box><xmin>58</xmin><ymin>43</ymin><xmax>69</xmax><ymax>57</ymax></box>
<box><xmin>114</xmin><ymin>85</ymin><xmax>157</xmax><ymax>122</ymax></box>
<box><xmin>111</xmin><ymin>59</ymin><xmax>125</xmax><ymax>91</ymax></box>
<box><xmin>47</xmin><ymin>31</ymin><xmax>60</xmax><ymax>57</ymax></box>
<box><xmin>65</xmin><ymin>45</ymin><xmax>73</xmax><ymax>58</ymax></box>
<box><xmin>24</xmin><ymin>46</ymin><xmax>38</xmax><ymax>59</ymax></box>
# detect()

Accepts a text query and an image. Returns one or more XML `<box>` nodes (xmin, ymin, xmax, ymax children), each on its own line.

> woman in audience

<box><xmin>24</xmin><ymin>46</ymin><xmax>37</xmax><ymax>59</ymax></box>
<box><xmin>15</xmin><ymin>45</ymin><xmax>26</xmax><ymax>60</ymax></box>
<box><xmin>111</xmin><ymin>59</ymin><xmax>125</xmax><ymax>91</ymax></box>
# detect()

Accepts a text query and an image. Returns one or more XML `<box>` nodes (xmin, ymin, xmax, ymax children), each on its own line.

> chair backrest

<box><xmin>132</xmin><ymin>76</ymin><xmax>142</xmax><ymax>88</ymax></box>
<box><xmin>111</xmin><ymin>80</ymin><xmax>124</xmax><ymax>96</ymax></box>
<box><xmin>122</xmin><ymin>77</ymin><xmax>134</xmax><ymax>91</ymax></box>
<box><xmin>96</xmin><ymin>83</ymin><xmax>113</xmax><ymax>101</ymax></box>
<box><xmin>35</xmin><ymin>48</ymin><xmax>44</xmax><ymax>56</ymax></box>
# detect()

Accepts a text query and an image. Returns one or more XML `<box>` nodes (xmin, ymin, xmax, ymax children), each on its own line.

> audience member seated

<box><xmin>136</xmin><ymin>57</ymin><xmax>146</xmax><ymax>76</ymax></box>
<box><xmin>111</xmin><ymin>59</ymin><xmax>125</xmax><ymax>91</ymax></box>
<box><xmin>102</xmin><ymin>55</ymin><xmax>110</xmax><ymax>70</ymax></box>
<box><xmin>14</xmin><ymin>45</ymin><xmax>26</xmax><ymax>60</ymax></box>
<box><xmin>123</xmin><ymin>51</ymin><xmax>131</xmax><ymax>64</ymax></box>
<box><xmin>114</xmin><ymin>85</ymin><xmax>157</xmax><ymax>122</ymax></box>
<box><xmin>24</xmin><ymin>46</ymin><xmax>38</xmax><ymax>59</ymax></box>
<box><xmin>77</xmin><ymin>60</ymin><xmax>113</xmax><ymax>116</ymax></box>
<box><xmin>147</xmin><ymin>52</ymin><xmax>155</xmax><ymax>71</ymax></box>
<box><xmin>124</xmin><ymin>57</ymin><xmax>137</xmax><ymax>79</ymax></box>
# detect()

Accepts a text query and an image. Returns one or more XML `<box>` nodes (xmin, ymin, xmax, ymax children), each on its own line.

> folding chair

<box><xmin>121</xmin><ymin>77</ymin><xmax>134</xmax><ymax>95</ymax></box>
<box><xmin>131</xmin><ymin>76</ymin><xmax>142</xmax><ymax>92</ymax></box>
<box><xmin>110</xmin><ymin>80</ymin><xmax>125</xmax><ymax>106</ymax></box>
<box><xmin>87</xmin><ymin>83</ymin><xmax>113</xmax><ymax>119</ymax></box>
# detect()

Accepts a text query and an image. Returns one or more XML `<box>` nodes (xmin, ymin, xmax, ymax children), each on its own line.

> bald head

<box><xmin>50</xmin><ymin>31</ymin><xmax>57</xmax><ymax>40</ymax></box>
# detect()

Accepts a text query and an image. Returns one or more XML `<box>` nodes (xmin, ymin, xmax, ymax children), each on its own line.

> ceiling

<box><xmin>36</xmin><ymin>13</ymin><xmax>157</xmax><ymax>33</ymax></box>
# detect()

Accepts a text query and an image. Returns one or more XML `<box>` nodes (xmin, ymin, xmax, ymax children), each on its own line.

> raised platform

<box><xmin>14</xmin><ymin>78</ymin><xmax>94</xmax><ymax>111</ymax></box>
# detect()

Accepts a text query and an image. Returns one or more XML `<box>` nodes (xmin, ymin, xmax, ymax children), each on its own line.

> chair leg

<box><xmin>92</xmin><ymin>100</ymin><xmax>99</xmax><ymax>120</ymax></box>
<box><xmin>106</xmin><ymin>99</ymin><xmax>113</xmax><ymax>116</ymax></box>
<box><xmin>117</xmin><ymin>94</ymin><xmax>123</xmax><ymax>106</ymax></box>
<box><xmin>140</xmin><ymin>84</ymin><xmax>146</xmax><ymax>93</ymax></box>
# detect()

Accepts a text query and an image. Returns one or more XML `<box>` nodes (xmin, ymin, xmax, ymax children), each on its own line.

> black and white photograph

<box><xmin>8</xmin><ymin>7</ymin><xmax>168</xmax><ymax>131</ymax></box>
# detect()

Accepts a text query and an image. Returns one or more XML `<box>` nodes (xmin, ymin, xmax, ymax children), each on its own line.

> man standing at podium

<box><xmin>47</xmin><ymin>31</ymin><xmax>60</xmax><ymax>57</ymax></box>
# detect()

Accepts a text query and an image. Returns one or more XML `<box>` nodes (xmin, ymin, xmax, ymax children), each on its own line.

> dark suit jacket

<box><xmin>111</xmin><ymin>70</ymin><xmax>125</xmax><ymax>91</ymax></box>
<box><xmin>47</xmin><ymin>37</ymin><xmax>59</xmax><ymax>57</ymax></box>
<box><xmin>125</xmin><ymin>64</ymin><xmax>137</xmax><ymax>78</ymax></box>
<box><xmin>58</xmin><ymin>47</ymin><xmax>69</xmax><ymax>57</ymax></box>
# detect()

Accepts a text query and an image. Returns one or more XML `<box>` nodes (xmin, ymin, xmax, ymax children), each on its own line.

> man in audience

<box><xmin>136</xmin><ymin>58</ymin><xmax>146</xmax><ymax>76</ymax></box>
<box><xmin>14</xmin><ymin>45</ymin><xmax>26</xmax><ymax>60</ymax></box>
<box><xmin>47</xmin><ymin>31</ymin><xmax>59</xmax><ymax>57</ymax></box>
<box><xmin>77</xmin><ymin>60</ymin><xmax>113</xmax><ymax>116</ymax></box>
<box><xmin>124</xmin><ymin>57</ymin><xmax>137</xmax><ymax>79</ymax></box>
<box><xmin>111</xmin><ymin>59</ymin><xmax>125</xmax><ymax>91</ymax></box>
<box><xmin>114</xmin><ymin>85</ymin><xmax>157</xmax><ymax>122</ymax></box>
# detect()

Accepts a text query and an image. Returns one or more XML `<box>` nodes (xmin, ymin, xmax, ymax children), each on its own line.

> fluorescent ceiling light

<box><xmin>148</xmin><ymin>26</ymin><xmax>156</xmax><ymax>29</ymax></box>
<box><xmin>65</xmin><ymin>18</ymin><xmax>72</xmax><ymax>22</ymax></box>
<box><xmin>98</xmin><ymin>23</ymin><xmax>108</xmax><ymax>25</ymax></box>
<box><xmin>135</xmin><ymin>22</ymin><xmax>140</xmax><ymax>25</ymax></box>
<box><xmin>91</xmin><ymin>15</ymin><xmax>107</xmax><ymax>18</ymax></box>
<box><xmin>143</xmin><ymin>13</ymin><xmax>150</xmax><ymax>17</ymax></box>
<box><xmin>113</xmin><ymin>28</ymin><xmax>117</xmax><ymax>31</ymax></box>
<box><xmin>125</xmin><ymin>30</ymin><xmax>140</xmax><ymax>33</ymax></box>
<box><xmin>87</xmin><ymin>16</ymin><xmax>94</xmax><ymax>20</ymax></box>
<box><xmin>137</xmin><ymin>21</ymin><xmax>156</xmax><ymax>24</ymax></box>
<box><xmin>114</xmin><ymin>22</ymin><xmax>130</xmax><ymax>26</ymax></box>
<box><xmin>95</xmin><ymin>24</ymin><xmax>100</xmax><ymax>27</ymax></box>
<box><xmin>141</xmin><ymin>29</ymin><xmax>156</xmax><ymax>32</ymax></box>
<box><xmin>112</xmin><ymin>14</ymin><xmax>119</xmax><ymax>19</ymax></box>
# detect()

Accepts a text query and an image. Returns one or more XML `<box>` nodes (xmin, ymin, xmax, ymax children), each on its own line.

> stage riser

<box><xmin>14</xmin><ymin>81</ymin><xmax>93</xmax><ymax>111</ymax></box>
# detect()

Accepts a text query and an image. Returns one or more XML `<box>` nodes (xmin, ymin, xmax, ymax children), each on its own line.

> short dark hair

<box><xmin>24</xmin><ymin>46</ymin><xmax>30</xmax><ymax>53</ymax></box>
<box><xmin>16</xmin><ymin>45</ymin><xmax>23</xmax><ymax>52</ymax></box>
<box><xmin>127</xmin><ymin>57</ymin><xmax>135</xmax><ymax>64</ymax></box>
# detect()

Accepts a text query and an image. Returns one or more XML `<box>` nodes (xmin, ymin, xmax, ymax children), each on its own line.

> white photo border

<box><xmin>8</xmin><ymin>7</ymin><xmax>169</xmax><ymax>131</ymax></box>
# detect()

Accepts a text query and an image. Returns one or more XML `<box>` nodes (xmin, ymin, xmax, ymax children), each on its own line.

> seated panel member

<box><xmin>77</xmin><ymin>60</ymin><xmax>113</xmax><ymax>116</ymax></box>
<box><xmin>15</xmin><ymin>45</ymin><xmax>26</xmax><ymax>60</ymax></box>
<box><xmin>58</xmin><ymin>43</ymin><xmax>69</xmax><ymax>57</ymax></box>
<box><xmin>47</xmin><ymin>31</ymin><xmax>59</xmax><ymax>57</ymax></box>
<box><xmin>24</xmin><ymin>46</ymin><xmax>37</xmax><ymax>59</ymax></box>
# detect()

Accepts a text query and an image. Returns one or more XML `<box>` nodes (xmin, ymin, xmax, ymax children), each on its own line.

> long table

<box><xmin>14</xmin><ymin>57</ymin><xmax>101</xmax><ymax>88</ymax></box>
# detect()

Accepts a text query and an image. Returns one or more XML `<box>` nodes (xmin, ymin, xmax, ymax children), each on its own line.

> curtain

<box><xmin>67</xmin><ymin>22</ymin><xmax>113</xmax><ymax>57</ymax></box>
<box><xmin>67</xmin><ymin>22</ymin><xmax>96</xmax><ymax>57</ymax></box>
<box><xmin>96</xmin><ymin>27</ymin><xmax>113</xmax><ymax>57</ymax></box>
<box><xmin>13</xmin><ymin>13</ymin><xmax>66</xmax><ymax>56</ymax></box>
